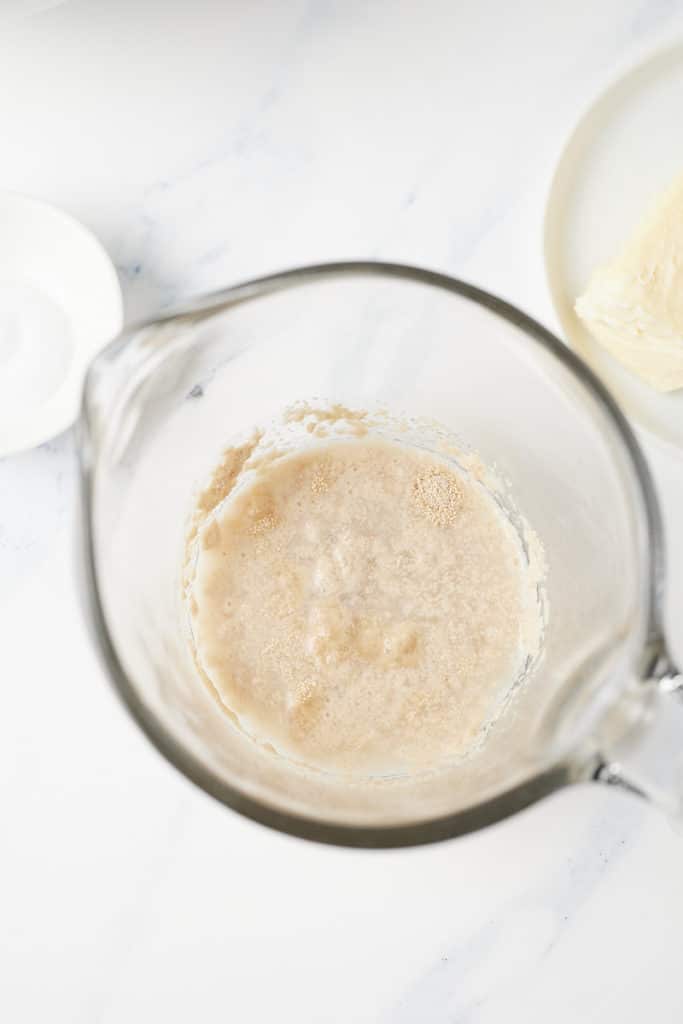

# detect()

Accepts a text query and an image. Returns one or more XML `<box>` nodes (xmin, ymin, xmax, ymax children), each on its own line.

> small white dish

<box><xmin>544</xmin><ymin>40</ymin><xmax>683</xmax><ymax>453</ymax></box>
<box><xmin>0</xmin><ymin>192</ymin><xmax>123</xmax><ymax>457</ymax></box>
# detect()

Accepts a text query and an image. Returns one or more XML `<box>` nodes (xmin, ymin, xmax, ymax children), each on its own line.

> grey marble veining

<box><xmin>3</xmin><ymin>2</ymin><xmax>683</xmax><ymax>1022</ymax></box>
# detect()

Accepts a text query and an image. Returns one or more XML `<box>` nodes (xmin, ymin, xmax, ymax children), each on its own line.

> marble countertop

<box><xmin>3</xmin><ymin>2</ymin><xmax>683</xmax><ymax>1021</ymax></box>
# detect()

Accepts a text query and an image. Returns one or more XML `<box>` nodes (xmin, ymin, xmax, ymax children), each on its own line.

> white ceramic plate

<box><xmin>0</xmin><ymin>193</ymin><xmax>123</xmax><ymax>457</ymax></box>
<box><xmin>544</xmin><ymin>40</ymin><xmax>683</xmax><ymax>452</ymax></box>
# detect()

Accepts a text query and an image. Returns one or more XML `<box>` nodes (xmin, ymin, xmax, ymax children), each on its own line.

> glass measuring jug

<box><xmin>79</xmin><ymin>262</ymin><xmax>683</xmax><ymax>846</ymax></box>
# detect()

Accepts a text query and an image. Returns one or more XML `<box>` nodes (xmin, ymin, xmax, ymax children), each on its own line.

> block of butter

<box><xmin>575</xmin><ymin>173</ymin><xmax>683</xmax><ymax>392</ymax></box>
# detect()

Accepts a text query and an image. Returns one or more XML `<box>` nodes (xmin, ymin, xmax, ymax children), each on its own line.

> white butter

<box><xmin>575</xmin><ymin>173</ymin><xmax>683</xmax><ymax>392</ymax></box>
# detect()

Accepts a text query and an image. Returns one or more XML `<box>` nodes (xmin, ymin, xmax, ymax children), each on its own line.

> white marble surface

<box><xmin>3</xmin><ymin>2</ymin><xmax>683</xmax><ymax>1021</ymax></box>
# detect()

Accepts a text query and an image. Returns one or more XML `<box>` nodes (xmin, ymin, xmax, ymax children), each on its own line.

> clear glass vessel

<box><xmin>79</xmin><ymin>262</ymin><xmax>683</xmax><ymax>847</ymax></box>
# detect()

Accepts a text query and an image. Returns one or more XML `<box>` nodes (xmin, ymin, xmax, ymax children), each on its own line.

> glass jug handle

<box><xmin>591</xmin><ymin>645</ymin><xmax>683</xmax><ymax>823</ymax></box>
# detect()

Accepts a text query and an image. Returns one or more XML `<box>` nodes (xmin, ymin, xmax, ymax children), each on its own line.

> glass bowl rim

<box><xmin>79</xmin><ymin>259</ymin><xmax>666</xmax><ymax>848</ymax></box>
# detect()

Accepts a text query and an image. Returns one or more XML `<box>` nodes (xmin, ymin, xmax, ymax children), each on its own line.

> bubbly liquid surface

<box><xmin>187</xmin><ymin>437</ymin><xmax>543</xmax><ymax>775</ymax></box>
